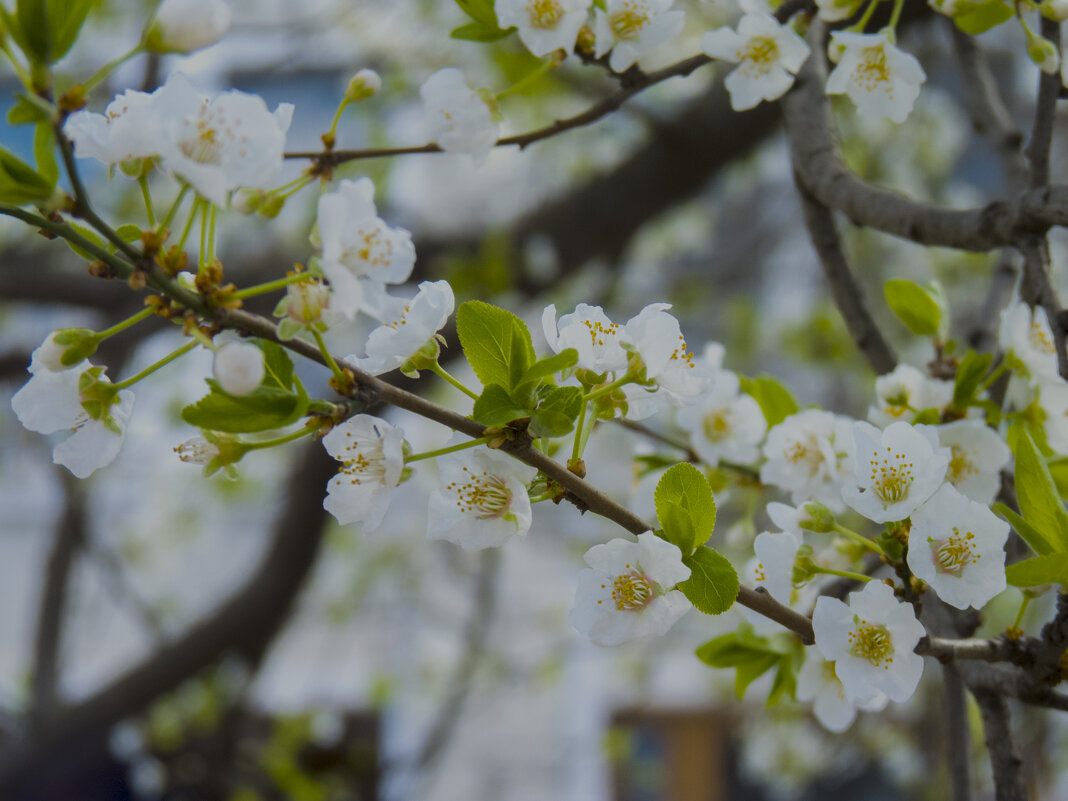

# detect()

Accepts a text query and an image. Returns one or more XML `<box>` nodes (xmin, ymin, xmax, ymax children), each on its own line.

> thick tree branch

<box><xmin>974</xmin><ymin>690</ymin><xmax>1028</xmax><ymax>801</ymax></box>
<box><xmin>943</xmin><ymin>663</ymin><xmax>972</xmax><ymax>801</ymax></box>
<box><xmin>792</xmin><ymin>178</ymin><xmax>897</xmax><ymax>375</ymax></box>
<box><xmin>1026</xmin><ymin>18</ymin><xmax>1061</xmax><ymax>191</ymax></box>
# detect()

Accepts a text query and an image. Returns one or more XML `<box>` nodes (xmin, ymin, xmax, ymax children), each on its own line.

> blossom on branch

<box><xmin>623</xmin><ymin>302</ymin><xmax>711</xmax><ymax>410</ymax></box>
<box><xmin>906</xmin><ymin>483</ymin><xmax>1008</xmax><ymax>610</ymax></box>
<box><xmin>592</xmin><ymin>0</ymin><xmax>685</xmax><ymax>73</ymax></box>
<box><xmin>351</xmin><ymin>280</ymin><xmax>455</xmax><ymax>376</ymax></box>
<box><xmin>542</xmin><ymin>302</ymin><xmax>631</xmax><ymax>375</ymax></box>
<box><xmin>675</xmin><ymin>369</ymin><xmax>766</xmax><ymax>466</ymax></box>
<box><xmin>497</xmin><ymin>0</ymin><xmax>592</xmax><ymax>57</ymax></box>
<box><xmin>420</xmin><ymin>68</ymin><xmax>499</xmax><ymax>163</ymax></box>
<box><xmin>427</xmin><ymin>446</ymin><xmax>537</xmax><ymax>549</ymax></box>
<box><xmin>760</xmin><ymin>409</ymin><xmax>854</xmax><ymax>512</ymax></box>
<box><xmin>146</xmin><ymin>0</ymin><xmax>232</xmax><ymax>54</ymax></box>
<box><xmin>825</xmin><ymin>30</ymin><xmax>926</xmax><ymax>123</ymax></box>
<box><xmin>935</xmin><ymin>420</ymin><xmax>1010</xmax><ymax>505</ymax></box>
<box><xmin>322</xmin><ymin>415</ymin><xmax>406</xmax><ymax>532</ymax></box>
<box><xmin>812</xmin><ymin>581</ymin><xmax>925</xmax><ymax>704</ymax></box>
<box><xmin>796</xmin><ymin>649</ymin><xmax>887</xmax><ymax>732</ymax></box>
<box><xmin>999</xmin><ymin>301</ymin><xmax>1060</xmax><ymax>381</ymax></box>
<box><xmin>867</xmin><ymin>364</ymin><xmax>952</xmax><ymax>428</ymax></box>
<box><xmin>700</xmin><ymin>11</ymin><xmax>810</xmax><ymax>111</ymax></box>
<box><xmin>569</xmin><ymin>532</ymin><xmax>691</xmax><ymax>646</ymax></box>
<box><xmin>65</xmin><ymin>89</ymin><xmax>162</xmax><ymax>168</ymax></box>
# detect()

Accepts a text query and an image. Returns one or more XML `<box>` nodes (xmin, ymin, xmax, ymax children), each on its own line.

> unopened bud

<box><xmin>1042</xmin><ymin>0</ymin><xmax>1068</xmax><ymax>20</ymax></box>
<box><xmin>38</xmin><ymin>328</ymin><xmax>100</xmax><ymax>371</ymax></box>
<box><xmin>259</xmin><ymin>194</ymin><xmax>286</xmax><ymax>218</ymax></box>
<box><xmin>213</xmin><ymin>341</ymin><xmax>265</xmax><ymax>396</ymax></box>
<box><xmin>144</xmin><ymin>0</ymin><xmax>231</xmax><ymax>54</ymax></box>
<box><xmin>1027</xmin><ymin>33</ymin><xmax>1061</xmax><ymax>74</ymax></box>
<box><xmin>344</xmin><ymin>68</ymin><xmax>381</xmax><ymax>103</ymax></box>
<box><xmin>284</xmin><ymin>279</ymin><xmax>330</xmax><ymax>325</ymax></box>
<box><xmin>799</xmin><ymin>501</ymin><xmax>835</xmax><ymax>533</ymax></box>
<box><xmin>234</xmin><ymin>188</ymin><xmax>266</xmax><ymax>216</ymax></box>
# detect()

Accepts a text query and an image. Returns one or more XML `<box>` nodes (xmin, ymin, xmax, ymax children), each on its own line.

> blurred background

<box><xmin>1</xmin><ymin>1</ymin><xmax>1066</xmax><ymax>799</ymax></box>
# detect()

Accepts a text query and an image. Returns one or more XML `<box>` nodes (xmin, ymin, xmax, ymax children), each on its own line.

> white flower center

<box><xmin>852</xmin><ymin>45</ymin><xmax>891</xmax><ymax>93</ymax></box>
<box><xmin>447</xmin><ymin>465</ymin><xmax>513</xmax><ymax>518</ymax></box>
<box><xmin>337</xmin><ymin>434</ymin><xmax>389</xmax><ymax>486</ymax></box>
<box><xmin>342</xmin><ymin>221</ymin><xmax>395</xmax><ymax>276</ymax></box>
<box><xmin>931</xmin><ymin>526</ymin><xmax>979</xmax><ymax>576</ymax></box>
<box><xmin>526</xmin><ymin>0</ymin><xmax>564</xmax><ymax>28</ymax></box>
<box><xmin>385</xmin><ymin>304</ymin><xmax>412</xmax><ymax>331</ymax></box>
<box><xmin>868</xmin><ymin>446</ymin><xmax>914</xmax><ymax>504</ymax></box>
<box><xmin>784</xmin><ymin>434</ymin><xmax>824</xmax><ymax>475</ymax></box>
<box><xmin>848</xmin><ymin>618</ymin><xmax>894</xmax><ymax>668</ymax></box>
<box><xmin>702</xmin><ymin>408</ymin><xmax>732</xmax><ymax>442</ymax></box>
<box><xmin>1030</xmin><ymin>320</ymin><xmax>1056</xmax><ymax>354</ymax></box>
<box><xmin>608</xmin><ymin>566</ymin><xmax>655</xmax><ymax>611</ymax></box>
<box><xmin>947</xmin><ymin>445</ymin><xmax>977</xmax><ymax>485</ymax></box>
<box><xmin>738</xmin><ymin>36</ymin><xmax>780</xmax><ymax>76</ymax></box>
<box><xmin>609</xmin><ymin>3</ymin><xmax>650</xmax><ymax>41</ymax></box>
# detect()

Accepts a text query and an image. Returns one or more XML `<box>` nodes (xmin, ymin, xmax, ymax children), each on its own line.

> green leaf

<box><xmin>33</xmin><ymin>122</ymin><xmax>57</xmax><ymax>186</ymax></box>
<box><xmin>47</xmin><ymin>0</ymin><xmax>96</xmax><ymax>62</ymax></box>
<box><xmin>181</xmin><ymin>380</ymin><xmax>307</xmax><ymax>433</ymax></box>
<box><xmin>1005</xmin><ymin>554</ymin><xmax>1068</xmax><ymax>587</ymax></box>
<box><xmin>678</xmin><ymin>546</ymin><xmax>738</xmax><ymax>615</ymax></box>
<box><xmin>695</xmin><ymin>626</ymin><xmax>794</xmax><ymax>699</ymax></box>
<box><xmin>954</xmin><ymin>0</ymin><xmax>1014</xmax><ymax>35</ymax></box>
<box><xmin>1013</xmin><ymin>433</ymin><xmax>1068</xmax><ymax>554</ymax></box>
<box><xmin>7</xmin><ymin>95</ymin><xmax>50</xmax><ymax>125</ymax></box>
<box><xmin>529</xmin><ymin>385</ymin><xmax>582</xmax><ymax>438</ymax></box>
<box><xmin>17</xmin><ymin>0</ymin><xmax>50</xmax><ymax>65</ymax></box>
<box><xmin>519</xmin><ymin>348</ymin><xmax>577</xmax><ymax>387</ymax></box>
<box><xmin>0</xmin><ymin>145</ymin><xmax>55</xmax><ymax>203</ymax></box>
<box><xmin>454</xmin><ymin>0</ymin><xmax>498</xmax><ymax>24</ymax></box>
<box><xmin>739</xmin><ymin>374</ymin><xmax>798</xmax><ymax>428</ymax></box>
<box><xmin>766</xmin><ymin>647</ymin><xmax>802</xmax><ymax>707</ymax></box>
<box><xmin>0</xmin><ymin>5</ymin><xmax>30</xmax><ymax>60</ymax></box>
<box><xmin>257</xmin><ymin>340</ymin><xmax>295</xmax><ymax>390</ymax></box>
<box><xmin>115</xmin><ymin>223</ymin><xmax>143</xmax><ymax>242</ymax></box>
<box><xmin>1048</xmin><ymin>456</ymin><xmax>1068</xmax><ymax>500</ymax></box>
<box><xmin>450</xmin><ymin>21</ymin><xmax>514</xmax><ymax>41</ymax></box>
<box><xmin>654</xmin><ymin>462</ymin><xmax>717</xmax><ymax>555</ymax></box>
<box><xmin>884</xmin><ymin>279</ymin><xmax>941</xmax><ymax>337</ymax></box>
<box><xmin>995</xmin><ymin>502</ymin><xmax>1055</xmax><ymax>558</ymax></box>
<box><xmin>63</xmin><ymin>222</ymin><xmax>105</xmax><ymax>261</ymax></box>
<box><xmin>953</xmin><ymin>350</ymin><xmax>994</xmax><ymax>407</ymax></box>
<box><xmin>472</xmin><ymin>383</ymin><xmax>530</xmax><ymax>427</ymax></box>
<box><xmin>455</xmin><ymin>300</ymin><xmax>536</xmax><ymax>392</ymax></box>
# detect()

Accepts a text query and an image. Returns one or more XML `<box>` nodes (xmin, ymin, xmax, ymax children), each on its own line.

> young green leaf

<box><xmin>654</xmin><ymin>462</ymin><xmax>717</xmax><ymax>555</ymax></box>
<box><xmin>953</xmin><ymin>350</ymin><xmax>994</xmax><ymax>407</ymax></box>
<box><xmin>678</xmin><ymin>546</ymin><xmax>738</xmax><ymax>615</ymax></box>
<box><xmin>450</xmin><ymin>21</ymin><xmax>514</xmax><ymax>42</ymax></box>
<box><xmin>739</xmin><ymin>374</ymin><xmax>798</xmax><ymax>428</ymax></box>
<box><xmin>455</xmin><ymin>300</ymin><xmax>537</xmax><ymax>392</ymax></box>
<box><xmin>47</xmin><ymin>0</ymin><xmax>96</xmax><ymax>62</ymax></box>
<box><xmin>1005</xmin><ymin>554</ymin><xmax>1068</xmax><ymax>587</ymax></box>
<box><xmin>257</xmin><ymin>340</ymin><xmax>295</xmax><ymax>390</ymax></box>
<box><xmin>519</xmin><ymin>348</ymin><xmax>578</xmax><ymax>387</ymax></box>
<box><xmin>994</xmin><ymin>503</ymin><xmax>1055</xmax><ymax>558</ymax></box>
<box><xmin>884</xmin><ymin>279</ymin><xmax>941</xmax><ymax>337</ymax></box>
<box><xmin>181</xmin><ymin>381</ymin><xmax>308</xmax><ymax>433</ymax></box>
<box><xmin>954</xmin><ymin>0</ymin><xmax>1014</xmax><ymax>35</ymax></box>
<box><xmin>529</xmin><ymin>385</ymin><xmax>583</xmax><ymax>438</ymax></box>
<box><xmin>63</xmin><ymin>223</ymin><xmax>107</xmax><ymax>261</ymax></box>
<box><xmin>472</xmin><ymin>384</ymin><xmax>531</xmax><ymax>427</ymax></box>
<box><xmin>1013</xmin><ymin>433</ymin><xmax>1068</xmax><ymax>554</ymax></box>
<box><xmin>0</xmin><ymin>146</ymin><xmax>56</xmax><ymax>203</ymax></box>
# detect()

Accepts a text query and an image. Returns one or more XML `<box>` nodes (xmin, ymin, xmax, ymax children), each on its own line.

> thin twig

<box><xmin>974</xmin><ymin>690</ymin><xmax>1028</xmax><ymax>801</ymax></box>
<box><xmin>1026</xmin><ymin>18</ymin><xmax>1061</xmax><ymax>190</ymax></box>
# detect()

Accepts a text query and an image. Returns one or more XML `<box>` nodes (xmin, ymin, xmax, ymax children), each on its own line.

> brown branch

<box><xmin>0</xmin><ymin>441</ymin><xmax>335</xmax><ymax>795</ymax></box>
<box><xmin>943</xmin><ymin>663</ymin><xmax>972</xmax><ymax>801</ymax></box>
<box><xmin>974</xmin><ymin>690</ymin><xmax>1028</xmax><ymax>801</ymax></box>
<box><xmin>1026</xmin><ymin>18</ymin><xmax>1061</xmax><ymax>191</ymax></box>
<box><xmin>792</xmin><ymin>177</ymin><xmax>897</xmax><ymax>375</ymax></box>
<box><xmin>782</xmin><ymin>21</ymin><xmax>1068</xmax><ymax>252</ymax></box>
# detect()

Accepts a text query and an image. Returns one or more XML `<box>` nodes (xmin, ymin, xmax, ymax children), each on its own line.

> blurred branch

<box><xmin>29</xmin><ymin>472</ymin><xmax>86</xmax><ymax>732</ymax></box>
<box><xmin>793</xmin><ymin>180</ymin><xmax>897</xmax><ymax>375</ymax></box>
<box><xmin>1026</xmin><ymin>18</ymin><xmax>1061</xmax><ymax>191</ymax></box>
<box><xmin>943</xmin><ymin>663</ymin><xmax>972</xmax><ymax>801</ymax></box>
<box><xmin>974</xmin><ymin>690</ymin><xmax>1027</xmax><ymax>801</ymax></box>
<box><xmin>0</xmin><ymin>441</ymin><xmax>335</xmax><ymax>795</ymax></box>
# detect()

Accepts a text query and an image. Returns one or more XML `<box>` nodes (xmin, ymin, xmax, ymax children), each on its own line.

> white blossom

<box><xmin>812</xmin><ymin>580</ymin><xmax>926</xmax><ymax>703</ymax></box>
<box><xmin>675</xmin><ymin>370</ymin><xmax>766</xmax><ymax>465</ymax></box>
<box><xmin>825</xmin><ymin>30</ymin><xmax>926</xmax><ymax>123</ymax></box>
<box><xmin>750</xmin><ymin>530</ymin><xmax>801</xmax><ymax>606</ymax></box>
<box><xmin>315</xmin><ymin>178</ymin><xmax>416</xmax><ymax>319</ymax></box>
<box><xmin>592</xmin><ymin>0</ymin><xmax>685</xmax><ymax>73</ymax></box>
<box><xmin>153</xmin><ymin>74</ymin><xmax>293</xmax><ymax>205</ymax></box>
<box><xmin>496</xmin><ymin>0</ymin><xmax>592</xmax><ymax>57</ymax></box>
<box><xmin>907</xmin><ymin>483</ymin><xmax>1008</xmax><ymax>610</ymax></box>
<box><xmin>427</xmin><ymin>446</ymin><xmax>537</xmax><ymax>549</ymax></box>
<box><xmin>796</xmin><ymin>650</ymin><xmax>887</xmax><ymax>732</ymax></box>
<box><xmin>623</xmin><ymin>302</ymin><xmax>712</xmax><ymax>409</ymax></box>
<box><xmin>999</xmin><ymin>301</ymin><xmax>1060</xmax><ymax>381</ymax></box>
<box><xmin>420</xmin><ymin>68</ymin><xmax>499</xmax><ymax>163</ymax></box>
<box><xmin>11</xmin><ymin>347</ymin><xmax>134</xmax><ymax>479</ymax></box>
<box><xmin>936</xmin><ymin>420</ymin><xmax>1011</xmax><ymax>504</ymax></box>
<box><xmin>351</xmin><ymin>280</ymin><xmax>454</xmax><ymax>376</ymax></box>
<box><xmin>322</xmin><ymin>415</ymin><xmax>405</xmax><ymax>531</ymax></box>
<box><xmin>1039</xmin><ymin>379</ymin><xmax>1068</xmax><ymax>455</ymax></box>
<box><xmin>842</xmin><ymin>421</ymin><xmax>949</xmax><ymax>523</ymax></box>
<box><xmin>760</xmin><ymin>409</ymin><xmax>854</xmax><ymax>512</ymax></box>
<box><xmin>815</xmin><ymin>0</ymin><xmax>864</xmax><ymax>21</ymax></box>
<box><xmin>64</xmin><ymin>89</ymin><xmax>161</xmax><ymax>166</ymax></box>
<box><xmin>569</xmin><ymin>532</ymin><xmax>691</xmax><ymax>646</ymax></box>
<box><xmin>868</xmin><ymin>364</ymin><xmax>953</xmax><ymax>428</ymax></box>
<box><xmin>700</xmin><ymin>12</ymin><xmax>810</xmax><ymax>111</ymax></box>
<box><xmin>148</xmin><ymin>0</ymin><xmax>231</xmax><ymax>53</ymax></box>
<box><xmin>542</xmin><ymin>302</ymin><xmax>630</xmax><ymax>374</ymax></box>
<box><xmin>212</xmin><ymin>341</ymin><xmax>265</xmax><ymax>396</ymax></box>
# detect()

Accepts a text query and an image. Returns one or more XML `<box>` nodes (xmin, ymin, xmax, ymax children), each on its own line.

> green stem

<box><xmin>81</xmin><ymin>45</ymin><xmax>144</xmax><ymax>93</ymax></box>
<box><xmin>582</xmin><ymin>375</ymin><xmax>634</xmax><ymax>403</ymax></box>
<box><xmin>851</xmin><ymin>0</ymin><xmax>881</xmax><ymax>31</ymax></box>
<box><xmin>244</xmin><ymin>424</ymin><xmax>317</xmax><ymax>451</ymax></box>
<box><xmin>497</xmin><ymin>57</ymin><xmax>554</xmax><ymax>99</ymax></box>
<box><xmin>1012</xmin><ymin>595</ymin><xmax>1032</xmax><ymax>630</ymax></box>
<box><xmin>832</xmin><ymin>523</ymin><xmax>886</xmax><ymax>556</ymax></box>
<box><xmin>177</xmin><ymin>197</ymin><xmax>202</xmax><ymax>251</ymax></box>
<box><xmin>405</xmin><ymin>436</ymin><xmax>494</xmax><ymax>464</ymax></box>
<box><xmin>159</xmin><ymin>184</ymin><xmax>191</xmax><ymax>232</ymax></box>
<box><xmin>198</xmin><ymin>201</ymin><xmax>210</xmax><ymax>273</ymax></box>
<box><xmin>327</xmin><ymin>100</ymin><xmax>348</xmax><ymax>139</ymax></box>
<box><xmin>207</xmin><ymin>203</ymin><xmax>217</xmax><ymax>262</ymax></box>
<box><xmin>311</xmin><ymin>328</ymin><xmax>347</xmax><ymax>384</ymax></box>
<box><xmin>887</xmin><ymin>0</ymin><xmax>905</xmax><ymax>30</ymax></box>
<box><xmin>274</xmin><ymin>173</ymin><xmax>314</xmax><ymax>202</ymax></box>
<box><xmin>529</xmin><ymin>491</ymin><xmax>557</xmax><ymax>503</ymax></box>
<box><xmin>138</xmin><ymin>175</ymin><xmax>156</xmax><ymax>226</ymax></box>
<box><xmin>430</xmin><ymin>361</ymin><xmax>479</xmax><ymax>400</ymax></box>
<box><xmin>112</xmin><ymin>340</ymin><xmax>197</xmax><ymax>389</ymax></box>
<box><xmin>572</xmin><ymin>398</ymin><xmax>589</xmax><ymax>462</ymax></box>
<box><xmin>231</xmin><ymin>272</ymin><xmax>314</xmax><ymax>300</ymax></box>
<box><xmin>812</xmin><ymin>566</ymin><xmax>874</xmax><ymax>583</ymax></box>
<box><xmin>978</xmin><ymin>361</ymin><xmax>1010</xmax><ymax>393</ymax></box>
<box><xmin>97</xmin><ymin>307</ymin><xmax>153</xmax><ymax>340</ymax></box>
